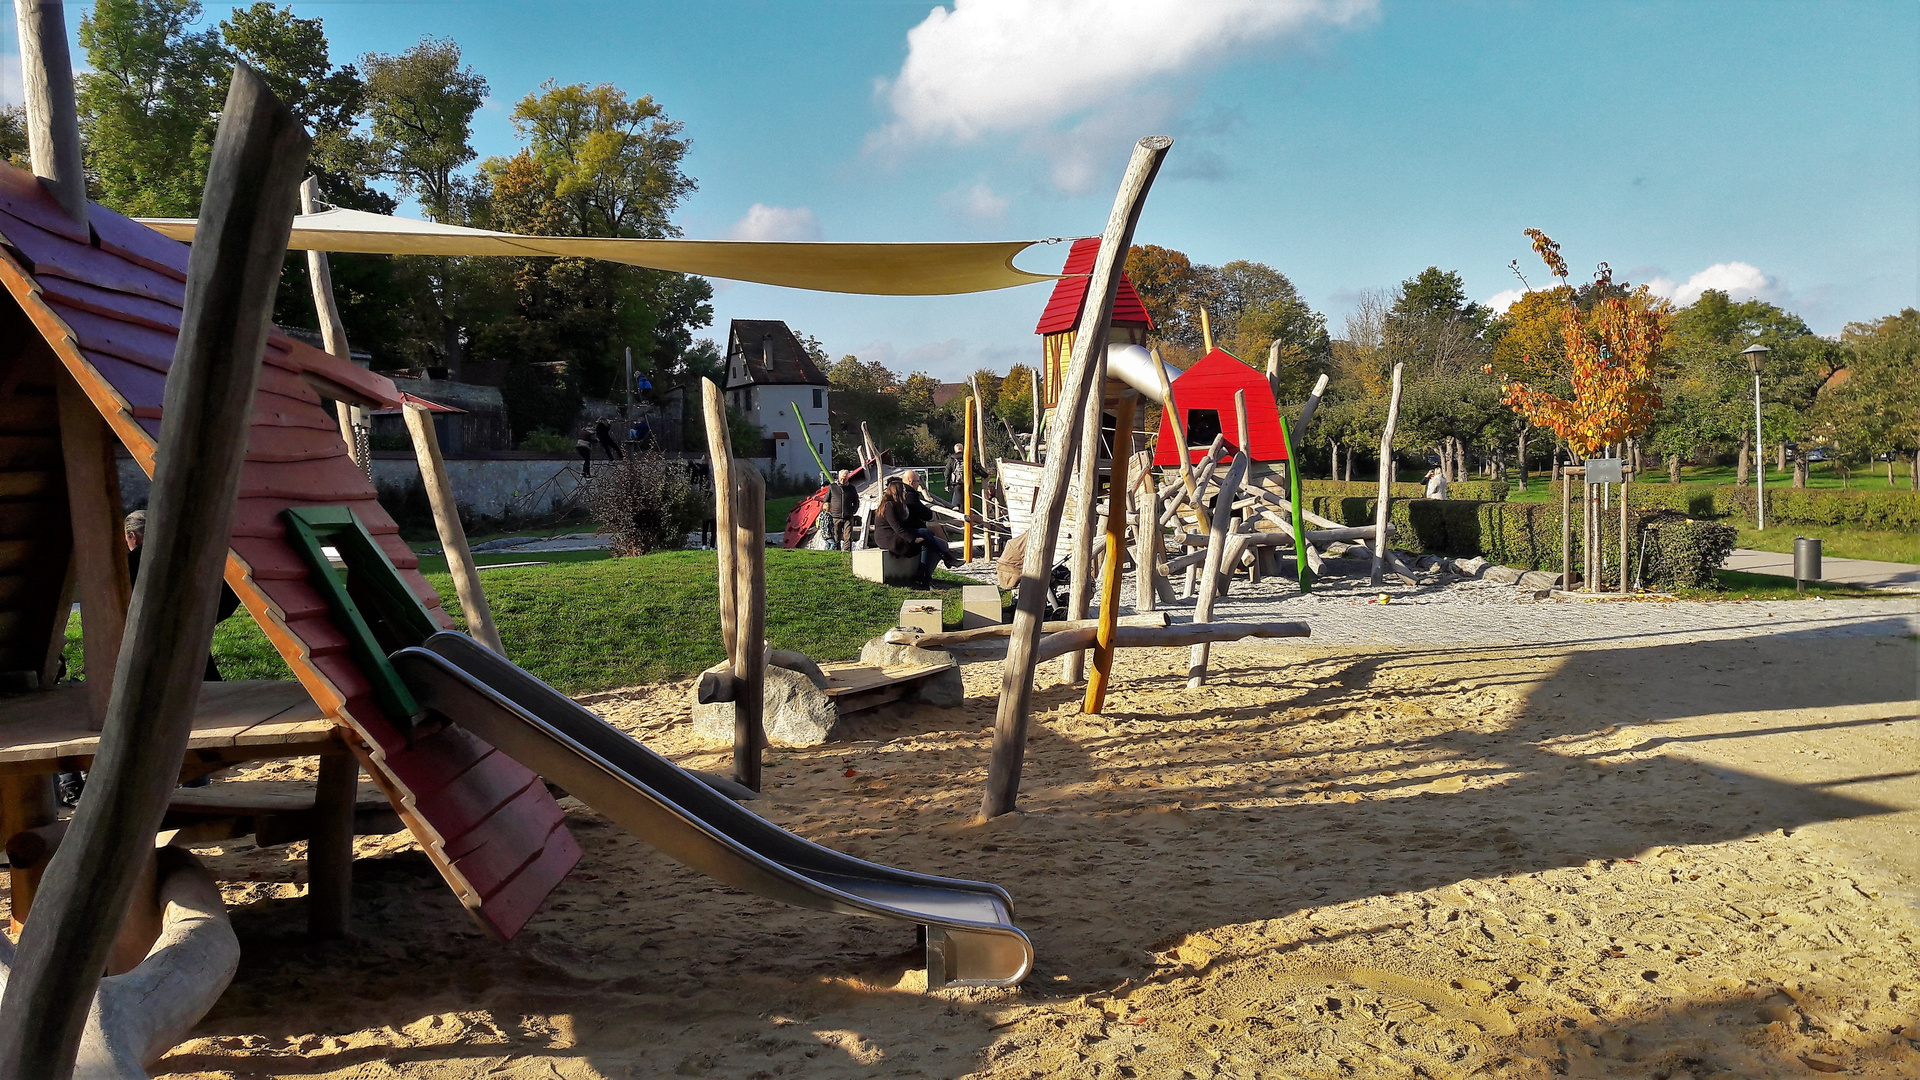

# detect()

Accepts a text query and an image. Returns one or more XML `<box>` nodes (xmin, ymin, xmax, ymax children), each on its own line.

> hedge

<box><xmin>1540</xmin><ymin>483</ymin><xmax>1920</xmax><ymax>529</ymax></box>
<box><xmin>1300</xmin><ymin>494</ymin><xmax>1731</xmax><ymax>589</ymax></box>
<box><xmin>1301</xmin><ymin>479</ymin><xmax>1510</xmax><ymax>502</ymax></box>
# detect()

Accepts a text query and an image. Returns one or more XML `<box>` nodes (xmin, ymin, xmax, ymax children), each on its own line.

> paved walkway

<box><xmin>1724</xmin><ymin>547</ymin><xmax>1920</xmax><ymax>592</ymax></box>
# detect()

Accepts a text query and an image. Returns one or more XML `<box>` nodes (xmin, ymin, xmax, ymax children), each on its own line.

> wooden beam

<box><xmin>1135</xmin><ymin>457</ymin><xmax>1159</xmax><ymax>613</ymax></box>
<box><xmin>13</xmin><ymin>0</ymin><xmax>87</xmax><ymax>228</ymax></box>
<box><xmin>1233</xmin><ymin>388</ymin><xmax>1249</xmax><ymax>455</ymax></box>
<box><xmin>1084</xmin><ymin>391</ymin><xmax>1135</xmax><ymax>714</ymax></box>
<box><xmin>1371</xmin><ymin>363</ymin><xmax>1404</xmax><ymax>588</ymax></box>
<box><xmin>884</xmin><ymin>612</ymin><xmax>1166</xmax><ymax>649</ymax></box>
<box><xmin>701</xmin><ymin>380</ymin><xmax>738</xmax><ymax>662</ymax></box>
<box><xmin>729</xmin><ymin>464</ymin><xmax>766</xmax><ymax>791</ymax></box>
<box><xmin>1039</xmin><ymin>620</ymin><xmax>1310</xmax><ymax>664</ymax></box>
<box><xmin>1058</xmin><ymin>340</ymin><xmax>1109</xmax><ymax>686</ymax></box>
<box><xmin>1199</xmin><ymin>306</ymin><xmax>1213</xmax><ymax>354</ymax></box>
<box><xmin>1</xmin><ymin>774</ymin><xmax>57</xmax><ymax>934</ymax></box>
<box><xmin>1297</xmin><ymin>372</ymin><xmax>1330</xmax><ymax>434</ymax></box>
<box><xmin>981</xmin><ymin>135</ymin><xmax>1171</xmax><ymax>822</ymax></box>
<box><xmin>298</xmin><ymin>178</ymin><xmax>362</xmax><ymax>472</ymax></box>
<box><xmin>962</xmin><ymin>395</ymin><xmax>975</xmax><ymax>561</ymax></box>
<box><xmin>1150</xmin><ymin>346</ymin><xmax>1207</xmax><ymax>538</ymax></box>
<box><xmin>0</xmin><ymin>62</ymin><xmax>310</xmax><ymax>1080</ymax></box>
<box><xmin>306</xmin><ymin>751</ymin><xmax>356</xmax><ymax>938</ymax></box>
<box><xmin>55</xmin><ymin>372</ymin><xmax>131</xmax><ymax>731</ymax></box>
<box><xmin>402</xmin><ymin>402</ymin><xmax>501</xmax><ymax>654</ymax></box>
<box><xmin>1187</xmin><ymin>452</ymin><xmax>1247</xmax><ymax>688</ymax></box>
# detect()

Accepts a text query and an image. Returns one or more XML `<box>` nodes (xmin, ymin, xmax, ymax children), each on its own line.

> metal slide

<box><xmin>390</xmin><ymin>632</ymin><xmax>1033</xmax><ymax>988</ymax></box>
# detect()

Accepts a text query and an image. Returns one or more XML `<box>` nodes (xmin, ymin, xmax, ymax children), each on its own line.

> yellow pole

<box><xmin>962</xmin><ymin>396</ymin><xmax>975</xmax><ymax>561</ymax></box>
<box><xmin>1085</xmin><ymin>391</ymin><xmax>1137</xmax><ymax>714</ymax></box>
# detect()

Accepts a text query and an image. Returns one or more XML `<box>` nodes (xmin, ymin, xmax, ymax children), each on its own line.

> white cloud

<box><xmin>1643</xmin><ymin>261</ymin><xmax>1785</xmax><ymax>307</ymax></box>
<box><xmin>875</xmin><ymin>0</ymin><xmax>1378</xmax><ymax>146</ymax></box>
<box><xmin>1482</xmin><ymin>287</ymin><xmax>1530</xmax><ymax>315</ymax></box>
<box><xmin>940</xmin><ymin>181</ymin><xmax>1011</xmax><ymax>222</ymax></box>
<box><xmin>725</xmin><ymin>204</ymin><xmax>822</xmax><ymax>242</ymax></box>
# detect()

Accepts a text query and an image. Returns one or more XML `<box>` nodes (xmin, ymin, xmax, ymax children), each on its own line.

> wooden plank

<box><xmin>0</xmin><ymin>176</ymin><xmax>87</xmax><ymax>244</ymax></box>
<box><xmin>57</xmin><ymin>370</ymin><xmax>131</xmax><ymax>730</ymax></box>
<box><xmin>466</xmin><ymin>822</ymin><xmax>580</xmax><ymax>940</ymax></box>
<box><xmin>76</xmin><ymin>351</ymin><xmax>167</xmax><ymax>413</ymax></box>
<box><xmin>307</xmin><ymin>752</ymin><xmax>357</xmax><ymax>937</ymax></box>
<box><xmin>0</xmin><ymin>434</ymin><xmax>62</xmax><ymax>470</ymax></box>
<box><xmin>85</xmin><ymin>201</ymin><xmax>190</xmax><ymax>283</ymax></box>
<box><xmin>1187</xmin><ymin>452</ymin><xmax>1247</xmax><ymax>688</ymax></box>
<box><xmin>0</xmin><ymin>210</ymin><xmax>185</xmax><ymax>307</ymax></box>
<box><xmin>0</xmin><ymin>471</ymin><xmax>57</xmax><ymax>499</ymax></box>
<box><xmin>166</xmin><ymin>778</ymin><xmax>386</xmax><ymax>817</ymax></box>
<box><xmin>43</xmin><ymin>303</ymin><xmax>180</xmax><ymax>373</ymax></box>
<box><xmin>729</xmin><ymin>464</ymin><xmax>766</xmax><ymax>791</ymax></box>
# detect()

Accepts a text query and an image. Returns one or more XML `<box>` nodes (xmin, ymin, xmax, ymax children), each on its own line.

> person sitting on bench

<box><xmin>874</xmin><ymin>478</ymin><xmax>959</xmax><ymax>590</ymax></box>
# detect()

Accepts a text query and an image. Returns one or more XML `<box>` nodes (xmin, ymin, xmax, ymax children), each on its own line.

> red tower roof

<box><xmin>1034</xmin><ymin>237</ymin><xmax>1154</xmax><ymax>335</ymax></box>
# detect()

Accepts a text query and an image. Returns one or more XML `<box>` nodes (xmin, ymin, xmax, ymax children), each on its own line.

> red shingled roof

<box><xmin>1034</xmin><ymin>237</ymin><xmax>1154</xmax><ymax>335</ymax></box>
<box><xmin>0</xmin><ymin>162</ymin><xmax>577</xmax><ymax>939</ymax></box>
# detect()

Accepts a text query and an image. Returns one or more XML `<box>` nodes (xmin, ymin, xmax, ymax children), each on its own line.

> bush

<box><xmin>1300</xmin><ymin>478</ymin><xmax>1507</xmax><ymax>502</ymax></box>
<box><xmin>1540</xmin><ymin>482</ymin><xmax>1920</xmax><ymax>528</ymax></box>
<box><xmin>517</xmin><ymin>429</ymin><xmax>576</xmax><ymax>453</ymax></box>
<box><xmin>1641</xmin><ymin>515</ymin><xmax>1737</xmax><ymax>590</ymax></box>
<box><xmin>589</xmin><ymin>449</ymin><xmax>704</xmax><ymax>556</ymax></box>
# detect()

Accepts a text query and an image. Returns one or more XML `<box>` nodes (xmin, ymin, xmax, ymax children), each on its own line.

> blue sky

<box><xmin>6</xmin><ymin>1</ymin><xmax>1916</xmax><ymax>379</ymax></box>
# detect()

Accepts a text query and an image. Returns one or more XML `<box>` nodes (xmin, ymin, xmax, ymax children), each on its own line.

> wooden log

<box><xmin>1297</xmin><ymin>372</ymin><xmax>1330</xmax><ymax>434</ymax></box>
<box><xmin>1150</xmin><ymin>346</ymin><xmax>1207</xmax><ymax>537</ymax></box>
<box><xmin>1</xmin><ymin>775</ymin><xmax>57</xmax><ymax>934</ymax></box>
<box><xmin>1135</xmin><ymin>462</ymin><xmax>1160</xmax><ymax>612</ymax></box>
<box><xmin>299</xmin><ymin>176</ymin><xmax>362</xmax><ymax>473</ymax></box>
<box><xmin>1058</xmin><ymin>339</ymin><xmax>1109</xmax><ymax>686</ymax></box>
<box><xmin>0</xmin><ymin>63</ymin><xmax>310</xmax><ymax>1080</ymax></box>
<box><xmin>13</xmin><ymin>0</ymin><xmax>87</xmax><ymax>228</ymax></box>
<box><xmin>306</xmin><ymin>751</ymin><xmax>356</xmax><ymax>938</ymax></box>
<box><xmin>1028</xmin><ymin>365</ymin><xmax>1042</xmax><ymax>462</ymax></box>
<box><xmin>1085</xmin><ymin>391</ymin><xmax>1135</xmax><ymax>714</ymax></box>
<box><xmin>1038</xmin><ymin>620</ymin><xmax>1310</xmax><ymax>664</ymax></box>
<box><xmin>1370</xmin><ymin>363</ymin><xmax>1404</xmax><ymax>588</ymax></box>
<box><xmin>1266</xmin><ymin>340</ymin><xmax>1283</xmax><ymax>401</ymax></box>
<box><xmin>1199</xmin><ymin>306</ymin><xmax>1214</xmax><ymax>354</ymax></box>
<box><xmin>402</xmin><ymin>403</ymin><xmax>502</xmax><ymax>655</ymax></box>
<box><xmin>982</xmin><ymin>135</ymin><xmax>1171</xmax><ymax>822</ymax></box>
<box><xmin>701</xmin><ymin>380</ymin><xmax>738</xmax><ymax>661</ymax></box>
<box><xmin>729</xmin><ymin>464</ymin><xmax>767</xmax><ymax>791</ymax></box>
<box><xmin>1233</xmin><ymin>388</ymin><xmax>1249</xmax><ymax>455</ymax></box>
<box><xmin>56</xmin><ymin>373</ymin><xmax>131</xmax><ymax>731</ymax></box>
<box><xmin>886</xmin><ymin>611</ymin><xmax>1166</xmax><ymax>649</ymax></box>
<box><xmin>1187</xmin><ymin>452</ymin><xmax>1247</xmax><ymax>688</ymax></box>
<box><xmin>962</xmin><ymin>395</ymin><xmax>975</xmax><ymax>561</ymax></box>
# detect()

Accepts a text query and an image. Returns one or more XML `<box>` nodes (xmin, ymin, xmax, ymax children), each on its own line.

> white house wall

<box><xmin>741</xmin><ymin>384</ymin><xmax>832</xmax><ymax>483</ymax></box>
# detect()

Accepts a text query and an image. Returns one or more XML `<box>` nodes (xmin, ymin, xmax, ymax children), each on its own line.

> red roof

<box><xmin>0</xmin><ymin>162</ymin><xmax>576</xmax><ymax>939</ymax></box>
<box><xmin>1034</xmin><ymin>237</ymin><xmax>1154</xmax><ymax>335</ymax></box>
<box><xmin>1152</xmin><ymin>348</ymin><xmax>1290</xmax><ymax>466</ymax></box>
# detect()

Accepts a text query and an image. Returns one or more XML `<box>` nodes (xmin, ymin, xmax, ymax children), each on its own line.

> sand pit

<box><xmin>7</xmin><ymin>625</ymin><xmax>1915</xmax><ymax>1079</ymax></box>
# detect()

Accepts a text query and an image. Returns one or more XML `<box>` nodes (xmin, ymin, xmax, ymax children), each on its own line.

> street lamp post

<box><xmin>1742</xmin><ymin>343</ymin><xmax>1771</xmax><ymax>530</ymax></box>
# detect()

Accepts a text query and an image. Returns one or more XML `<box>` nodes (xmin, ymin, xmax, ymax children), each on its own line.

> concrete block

<box><xmin>896</xmin><ymin>598</ymin><xmax>943</xmax><ymax>636</ymax></box>
<box><xmin>852</xmin><ymin>547</ymin><xmax>919</xmax><ymax>586</ymax></box>
<box><xmin>960</xmin><ymin>585</ymin><xmax>1002</xmax><ymax>629</ymax></box>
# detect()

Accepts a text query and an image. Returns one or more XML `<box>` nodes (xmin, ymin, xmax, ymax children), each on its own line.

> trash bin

<box><xmin>1793</xmin><ymin>536</ymin><xmax>1822</xmax><ymax>593</ymax></box>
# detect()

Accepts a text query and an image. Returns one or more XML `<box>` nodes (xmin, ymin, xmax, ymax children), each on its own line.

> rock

<box><xmin>691</xmin><ymin>666</ymin><xmax>840</xmax><ymax>747</ymax></box>
<box><xmin>768</xmin><ymin>649</ymin><xmax>828</xmax><ymax>688</ymax></box>
<box><xmin>1517</xmin><ymin>570</ymin><xmax>1563</xmax><ymax>590</ymax></box>
<box><xmin>1482</xmin><ymin>564</ymin><xmax>1524</xmax><ymax>584</ymax></box>
<box><xmin>1452</xmin><ymin>556</ymin><xmax>1488</xmax><ymax>578</ymax></box>
<box><xmin>859</xmin><ymin>639</ymin><xmax>964</xmax><ymax>708</ymax></box>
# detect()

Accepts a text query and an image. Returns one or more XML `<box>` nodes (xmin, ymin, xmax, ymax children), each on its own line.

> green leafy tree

<box><xmin>1812</xmin><ymin>309</ymin><xmax>1920</xmax><ymax>488</ymax></box>
<box><xmin>76</xmin><ymin>0</ymin><xmax>228</xmax><ymax>216</ymax></box>
<box><xmin>0</xmin><ymin>105</ymin><xmax>28</xmax><ymax>166</ymax></box>
<box><xmin>359</xmin><ymin>38</ymin><xmax>487</xmax><ymax>223</ymax></box>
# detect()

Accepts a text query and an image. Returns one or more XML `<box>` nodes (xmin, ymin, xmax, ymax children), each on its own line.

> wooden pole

<box><xmin>13</xmin><ymin>0</ymin><xmax>87</xmax><ymax>228</ymax></box>
<box><xmin>1084</xmin><ymin>391</ymin><xmax>1135</xmax><ymax>714</ymax></box>
<box><xmin>1187</xmin><ymin>452</ymin><xmax>1247</xmax><ymax>688</ymax></box>
<box><xmin>1150</xmin><ymin>347</ymin><xmax>1206</xmax><ymax>538</ymax></box>
<box><xmin>1266</xmin><ymin>340</ymin><xmax>1282</xmax><ymax>401</ymax></box>
<box><xmin>0</xmin><ymin>63</ymin><xmax>309</xmax><ymax>1080</ymax></box>
<box><xmin>306</xmin><ymin>751</ymin><xmax>357</xmax><ymax>938</ymax></box>
<box><xmin>981</xmin><ymin>135</ymin><xmax>1171</xmax><ymax>822</ymax></box>
<box><xmin>1297</xmin><ymin>372</ymin><xmax>1329</xmax><ymax>434</ymax></box>
<box><xmin>1620</xmin><ymin>473</ymin><xmax>1630</xmax><ymax>595</ymax></box>
<box><xmin>1233</xmin><ymin>389</ymin><xmax>1249</xmax><ymax>455</ymax></box>
<box><xmin>1199</xmin><ymin>306</ymin><xmax>1213</xmax><ymax>354</ymax></box>
<box><xmin>55</xmin><ymin>375</ymin><xmax>131</xmax><ymax>731</ymax></box>
<box><xmin>701</xmin><ymin>381</ymin><xmax>738</xmax><ymax>660</ymax></box>
<box><xmin>1370</xmin><ymin>363</ymin><xmax>1404</xmax><ymax>587</ymax></box>
<box><xmin>1059</xmin><ymin>345</ymin><xmax>1108</xmax><ymax>685</ymax></box>
<box><xmin>1561</xmin><ymin>470</ymin><xmax>1573</xmax><ymax>590</ymax></box>
<box><xmin>1043</xmin><ymin>620</ymin><xmax>1310</xmax><ymax>664</ymax></box>
<box><xmin>298</xmin><ymin>177</ymin><xmax>363</xmax><ymax>474</ymax></box>
<box><xmin>730</xmin><ymin>464</ymin><xmax>767</xmax><ymax>791</ymax></box>
<box><xmin>1028</xmin><ymin>366</ymin><xmax>1043</xmax><ymax>462</ymax></box>
<box><xmin>962</xmin><ymin>396</ymin><xmax>975</xmax><ymax>561</ymax></box>
<box><xmin>402</xmin><ymin>402</ymin><xmax>502</xmax><ymax>654</ymax></box>
<box><xmin>1135</xmin><ymin>458</ymin><xmax>1160</xmax><ymax>613</ymax></box>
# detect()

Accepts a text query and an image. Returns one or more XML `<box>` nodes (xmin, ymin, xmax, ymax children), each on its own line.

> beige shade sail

<box><xmin>140</xmin><ymin>206</ymin><xmax>1064</xmax><ymax>296</ymax></box>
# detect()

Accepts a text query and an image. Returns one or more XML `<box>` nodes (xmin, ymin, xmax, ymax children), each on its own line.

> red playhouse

<box><xmin>1033</xmin><ymin>237</ymin><xmax>1153</xmax><ymax>409</ymax></box>
<box><xmin>1152</xmin><ymin>348</ymin><xmax>1291</xmax><ymax>467</ymax></box>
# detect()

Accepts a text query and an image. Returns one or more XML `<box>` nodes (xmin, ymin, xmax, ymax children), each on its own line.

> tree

<box><xmin>360</xmin><ymin>39</ymin><xmax>487</xmax><ymax>223</ymax></box>
<box><xmin>219</xmin><ymin>3</ymin><xmax>360</xmax><ymax>134</ymax></box>
<box><xmin>497</xmin><ymin>81</ymin><xmax>694</xmax><ymax>239</ymax></box>
<box><xmin>998</xmin><ymin>365</ymin><xmax>1036</xmax><ymax>432</ymax></box>
<box><xmin>0</xmin><ymin>105</ymin><xmax>28</xmax><ymax>166</ymax></box>
<box><xmin>1503</xmin><ymin>291</ymin><xmax>1669</xmax><ymax>457</ymax></box>
<box><xmin>1385</xmin><ymin>267</ymin><xmax>1489</xmax><ymax>374</ymax></box>
<box><xmin>1813</xmin><ymin>309</ymin><xmax>1920</xmax><ymax>488</ymax></box>
<box><xmin>76</xmin><ymin>0</ymin><xmax>229</xmax><ymax>217</ymax></box>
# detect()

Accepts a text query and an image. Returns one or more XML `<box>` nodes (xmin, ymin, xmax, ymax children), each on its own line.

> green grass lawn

<box><xmin>64</xmin><ymin>550</ymin><xmax>976</xmax><ymax>694</ymax></box>
<box><xmin>1671</xmin><ymin>569</ymin><xmax>1889</xmax><ymax>602</ymax></box>
<box><xmin>1734</xmin><ymin>525</ymin><xmax>1920</xmax><ymax>566</ymax></box>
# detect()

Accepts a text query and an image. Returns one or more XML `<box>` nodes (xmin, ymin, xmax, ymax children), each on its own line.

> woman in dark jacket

<box><xmin>874</xmin><ymin>479</ymin><xmax>959</xmax><ymax>589</ymax></box>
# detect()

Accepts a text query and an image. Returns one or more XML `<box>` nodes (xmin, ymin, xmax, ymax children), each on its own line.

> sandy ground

<box><xmin>9</xmin><ymin>623</ymin><xmax>1917</xmax><ymax>1079</ymax></box>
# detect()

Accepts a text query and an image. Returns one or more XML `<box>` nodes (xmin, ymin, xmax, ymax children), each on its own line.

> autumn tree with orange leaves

<box><xmin>1496</xmin><ymin>230</ymin><xmax>1670</xmax><ymax>456</ymax></box>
